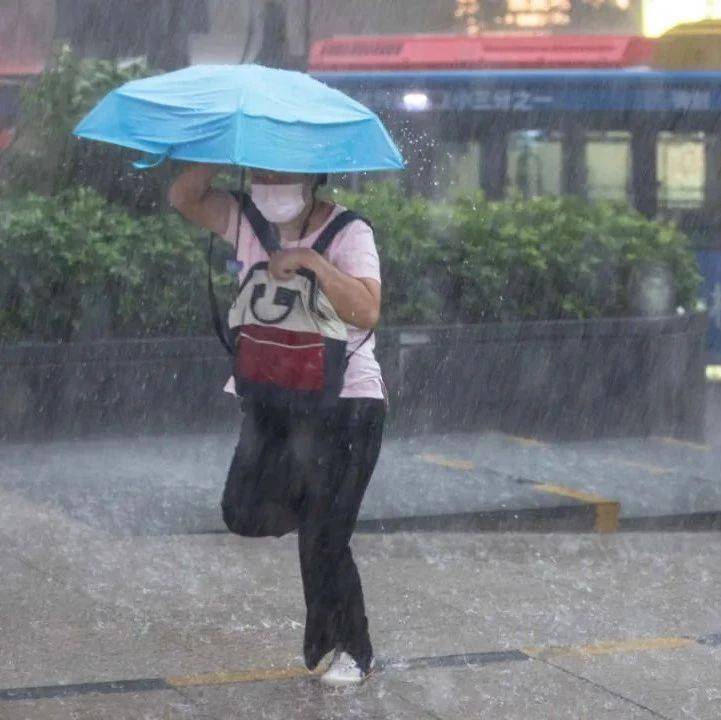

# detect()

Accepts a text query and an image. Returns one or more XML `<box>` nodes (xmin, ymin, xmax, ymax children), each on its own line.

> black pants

<box><xmin>221</xmin><ymin>398</ymin><xmax>385</xmax><ymax>673</ymax></box>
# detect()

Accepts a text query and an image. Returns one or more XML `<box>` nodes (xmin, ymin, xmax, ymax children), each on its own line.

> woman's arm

<box><xmin>167</xmin><ymin>163</ymin><xmax>235</xmax><ymax>237</ymax></box>
<box><xmin>268</xmin><ymin>248</ymin><xmax>380</xmax><ymax>330</ymax></box>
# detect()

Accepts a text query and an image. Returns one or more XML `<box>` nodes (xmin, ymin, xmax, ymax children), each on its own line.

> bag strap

<box><xmin>312</xmin><ymin>210</ymin><xmax>367</xmax><ymax>256</ymax></box>
<box><xmin>208</xmin><ymin>188</ymin><xmax>249</xmax><ymax>356</ymax></box>
<box><xmin>208</xmin><ymin>233</ymin><xmax>234</xmax><ymax>355</ymax></box>
<box><xmin>317</xmin><ymin>211</ymin><xmax>376</xmax><ymax>359</ymax></box>
<box><xmin>346</xmin><ymin>330</ymin><xmax>373</xmax><ymax>361</ymax></box>
<box><xmin>230</xmin><ymin>191</ymin><xmax>281</xmax><ymax>256</ymax></box>
<box><xmin>208</xmin><ymin>178</ymin><xmax>252</xmax><ymax>357</ymax></box>
<box><xmin>312</xmin><ymin>211</ymin><xmax>375</xmax><ymax>360</ymax></box>
<box><xmin>231</xmin><ymin>191</ymin><xmax>368</xmax><ymax>258</ymax></box>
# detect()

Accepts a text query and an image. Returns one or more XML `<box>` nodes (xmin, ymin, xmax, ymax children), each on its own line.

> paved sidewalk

<box><xmin>2</xmin><ymin>483</ymin><xmax>721</xmax><ymax>719</ymax></box>
<box><xmin>2</xmin><ymin>397</ymin><xmax>721</xmax><ymax>718</ymax></box>
<box><xmin>0</xmin><ymin>427</ymin><xmax>719</xmax><ymax>537</ymax></box>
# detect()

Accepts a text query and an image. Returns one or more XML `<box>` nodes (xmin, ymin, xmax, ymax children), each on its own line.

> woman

<box><xmin>168</xmin><ymin>164</ymin><xmax>386</xmax><ymax>686</ymax></box>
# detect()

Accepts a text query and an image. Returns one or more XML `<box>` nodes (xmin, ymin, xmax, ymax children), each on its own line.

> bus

<box><xmin>309</xmin><ymin>29</ymin><xmax>721</xmax><ymax>363</ymax></box>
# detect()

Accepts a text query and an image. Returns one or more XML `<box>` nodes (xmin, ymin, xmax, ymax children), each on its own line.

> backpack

<box><xmin>208</xmin><ymin>193</ymin><xmax>371</xmax><ymax>410</ymax></box>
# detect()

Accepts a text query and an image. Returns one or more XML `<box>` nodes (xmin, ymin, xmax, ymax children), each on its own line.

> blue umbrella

<box><xmin>73</xmin><ymin>64</ymin><xmax>404</xmax><ymax>173</ymax></box>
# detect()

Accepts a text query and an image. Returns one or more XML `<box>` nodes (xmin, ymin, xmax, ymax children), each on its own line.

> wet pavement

<box><xmin>1</xmin><ymin>482</ymin><xmax>720</xmax><ymax>718</ymax></box>
<box><xmin>1</xmin><ymin>387</ymin><xmax>720</xmax><ymax>718</ymax></box>
<box><xmin>0</xmin><ymin>423</ymin><xmax>719</xmax><ymax>537</ymax></box>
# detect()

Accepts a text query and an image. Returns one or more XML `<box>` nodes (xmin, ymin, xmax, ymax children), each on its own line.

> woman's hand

<box><xmin>267</xmin><ymin>247</ymin><xmax>380</xmax><ymax>330</ymax></box>
<box><xmin>268</xmin><ymin>248</ymin><xmax>317</xmax><ymax>282</ymax></box>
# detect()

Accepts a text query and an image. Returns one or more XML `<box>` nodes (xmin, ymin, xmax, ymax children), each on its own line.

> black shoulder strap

<box><xmin>346</xmin><ymin>329</ymin><xmax>373</xmax><ymax>362</ymax></box>
<box><xmin>230</xmin><ymin>191</ymin><xmax>281</xmax><ymax>256</ymax></box>
<box><xmin>312</xmin><ymin>210</ymin><xmax>369</xmax><ymax>256</ymax></box>
<box><xmin>207</xmin><ymin>233</ymin><xmax>233</xmax><ymax>356</ymax></box>
<box><xmin>310</xmin><ymin>209</ymin><xmax>375</xmax><ymax>360</ymax></box>
<box><xmin>207</xmin><ymin>192</ymin><xmax>284</xmax><ymax>357</ymax></box>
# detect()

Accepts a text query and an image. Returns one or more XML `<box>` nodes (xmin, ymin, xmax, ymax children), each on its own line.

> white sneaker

<box><xmin>320</xmin><ymin>650</ymin><xmax>374</xmax><ymax>687</ymax></box>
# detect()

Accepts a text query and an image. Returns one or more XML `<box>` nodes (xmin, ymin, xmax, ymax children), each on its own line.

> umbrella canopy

<box><xmin>73</xmin><ymin>64</ymin><xmax>404</xmax><ymax>173</ymax></box>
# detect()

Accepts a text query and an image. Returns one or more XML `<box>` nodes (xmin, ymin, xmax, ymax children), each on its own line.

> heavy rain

<box><xmin>1</xmin><ymin>1</ymin><xmax>721</xmax><ymax>718</ymax></box>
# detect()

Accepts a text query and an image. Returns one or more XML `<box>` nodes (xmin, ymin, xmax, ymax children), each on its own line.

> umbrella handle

<box><xmin>133</xmin><ymin>150</ymin><xmax>171</xmax><ymax>169</ymax></box>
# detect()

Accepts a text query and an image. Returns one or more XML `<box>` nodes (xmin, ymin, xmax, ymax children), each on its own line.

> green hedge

<box><xmin>332</xmin><ymin>183</ymin><xmax>701</xmax><ymax>325</ymax></box>
<box><xmin>0</xmin><ymin>184</ymin><xmax>700</xmax><ymax>342</ymax></box>
<box><xmin>0</xmin><ymin>188</ymin><xmax>233</xmax><ymax>342</ymax></box>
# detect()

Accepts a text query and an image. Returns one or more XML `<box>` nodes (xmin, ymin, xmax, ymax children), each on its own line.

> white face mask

<box><xmin>250</xmin><ymin>183</ymin><xmax>306</xmax><ymax>224</ymax></box>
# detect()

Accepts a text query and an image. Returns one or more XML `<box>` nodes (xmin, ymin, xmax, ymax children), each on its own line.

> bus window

<box><xmin>433</xmin><ymin>140</ymin><xmax>482</xmax><ymax>199</ymax></box>
<box><xmin>586</xmin><ymin>131</ymin><xmax>632</xmax><ymax>203</ymax></box>
<box><xmin>507</xmin><ymin>130</ymin><xmax>562</xmax><ymax>199</ymax></box>
<box><xmin>657</xmin><ymin>132</ymin><xmax>706</xmax><ymax>210</ymax></box>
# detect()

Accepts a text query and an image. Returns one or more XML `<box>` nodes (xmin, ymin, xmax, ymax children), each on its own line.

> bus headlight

<box><xmin>403</xmin><ymin>92</ymin><xmax>430</xmax><ymax>111</ymax></box>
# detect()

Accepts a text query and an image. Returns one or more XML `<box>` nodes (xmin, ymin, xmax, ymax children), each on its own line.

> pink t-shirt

<box><xmin>220</xmin><ymin>201</ymin><xmax>385</xmax><ymax>400</ymax></box>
